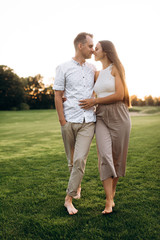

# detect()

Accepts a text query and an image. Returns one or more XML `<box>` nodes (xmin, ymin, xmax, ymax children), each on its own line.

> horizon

<box><xmin>2</xmin><ymin>63</ymin><xmax>160</xmax><ymax>100</ymax></box>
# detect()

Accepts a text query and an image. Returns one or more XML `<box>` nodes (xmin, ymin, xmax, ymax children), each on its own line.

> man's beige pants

<box><xmin>61</xmin><ymin>121</ymin><xmax>95</xmax><ymax>197</ymax></box>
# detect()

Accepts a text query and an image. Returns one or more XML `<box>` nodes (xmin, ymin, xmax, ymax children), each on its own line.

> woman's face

<box><xmin>94</xmin><ymin>42</ymin><xmax>106</xmax><ymax>61</ymax></box>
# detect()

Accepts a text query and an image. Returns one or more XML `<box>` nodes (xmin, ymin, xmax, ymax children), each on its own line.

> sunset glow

<box><xmin>0</xmin><ymin>0</ymin><xmax>159</xmax><ymax>98</ymax></box>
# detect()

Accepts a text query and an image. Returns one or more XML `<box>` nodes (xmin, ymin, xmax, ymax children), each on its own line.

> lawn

<box><xmin>0</xmin><ymin>109</ymin><xmax>160</xmax><ymax>240</ymax></box>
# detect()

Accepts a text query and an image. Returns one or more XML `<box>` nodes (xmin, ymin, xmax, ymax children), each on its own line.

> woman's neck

<box><xmin>101</xmin><ymin>58</ymin><xmax>112</xmax><ymax>70</ymax></box>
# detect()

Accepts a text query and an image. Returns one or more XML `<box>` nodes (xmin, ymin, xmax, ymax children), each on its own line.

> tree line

<box><xmin>0</xmin><ymin>65</ymin><xmax>160</xmax><ymax>110</ymax></box>
<box><xmin>130</xmin><ymin>95</ymin><xmax>160</xmax><ymax>106</ymax></box>
<box><xmin>0</xmin><ymin>65</ymin><xmax>54</xmax><ymax>110</ymax></box>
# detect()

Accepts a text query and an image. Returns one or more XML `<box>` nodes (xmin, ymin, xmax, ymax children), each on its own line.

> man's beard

<box><xmin>84</xmin><ymin>53</ymin><xmax>92</xmax><ymax>59</ymax></box>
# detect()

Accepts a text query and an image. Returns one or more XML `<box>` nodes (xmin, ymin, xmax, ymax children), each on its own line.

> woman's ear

<box><xmin>104</xmin><ymin>52</ymin><xmax>107</xmax><ymax>58</ymax></box>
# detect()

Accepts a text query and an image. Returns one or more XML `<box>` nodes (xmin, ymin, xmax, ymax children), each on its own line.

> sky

<box><xmin>0</xmin><ymin>0</ymin><xmax>160</xmax><ymax>98</ymax></box>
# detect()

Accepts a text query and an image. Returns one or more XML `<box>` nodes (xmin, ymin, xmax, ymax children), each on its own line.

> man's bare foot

<box><xmin>73</xmin><ymin>187</ymin><xmax>81</xmax><ymax>199</ymax></box>
<box><xmin>102</xmin><ymin>200</ymin><xmax>113</xmax><ymax>214</ymax></box>
<box><xmin>64</xmin><ymin>196</ymin><xmax>78</xmax><ymax>215</ymax></box>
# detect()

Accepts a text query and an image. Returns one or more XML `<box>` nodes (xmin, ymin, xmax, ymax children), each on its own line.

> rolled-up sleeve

<box><xmin>53</xmin><ymin>65</ymin><xmax>65</xmax><ymax>90</ymax></box>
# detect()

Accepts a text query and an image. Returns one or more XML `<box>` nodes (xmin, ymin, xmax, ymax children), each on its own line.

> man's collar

<box><xmin>72</xmin><ymin>58</ymin><xmax>86</xmax><ymax>66</ymax></box>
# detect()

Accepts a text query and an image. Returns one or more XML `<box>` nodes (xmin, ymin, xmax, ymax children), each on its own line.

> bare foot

<box><xmin>102</xmin><ymin>208</ymin><xmax>113</xmax><ymax>214</ymax></box>
<box><xmin>64</xmin><ymin>202</ymin><xmax>78</xmax><ymax>215</ymax></box>
<box><xmin>64</xmin><ymin>196</ymin><xmax>78</xmax><ymax>215</ymax></box>
<box><xmin>73</xmin><ymin>187</ymin><xmax>81</xmax><ymax>199</ymax></box>
<box><xmin>106</xmin><ymin>198</ymin><xmax>115</xmax><ymax>207</ymax></box>
<box><xmin>102</xmin><ymin>200</ymin><xmax>113</xmax><ymax>214</ymax></box>
<box><xmin>112</xmin><ymin>191</ymin><xmax>116</xmax><ymax>207</ymax></box>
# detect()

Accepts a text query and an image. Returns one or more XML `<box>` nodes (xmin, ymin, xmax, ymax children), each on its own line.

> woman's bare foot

<box><xmin>64</xmin><ymin>195</ymin><xmax>78</xmax><ymax>215</ymax></box>
<box><xmin>106</xmin><ymin>199</ymin><xmax>115</xmax><ymax>207</ymax></box>
<box><xmin>73</xmin><ymin>187</ymin><xmax>81</xmax><ymax>199</ymax></box>
<box><xmin>112</xmin><ymin>191</ymin><xmax>116</xmax><ymax>207</ymax></box>
<box><xmin>102</xmin><ymin>200</ymin><xmax>113</xmax><ymax>214</ymax></box>
<box><xmin>112</xmin><ymin>200</ymin><xmax>115</xmax><ymax>208</ymax></box>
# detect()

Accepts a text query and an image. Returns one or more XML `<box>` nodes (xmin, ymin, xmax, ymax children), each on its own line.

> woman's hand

<box><xmin>79</xmin><ymin>99</ymin><xmax>96</xmax><ymax>109</ymax></box>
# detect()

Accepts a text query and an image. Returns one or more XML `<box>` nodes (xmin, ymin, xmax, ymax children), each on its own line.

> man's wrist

<box><xmin>59</xmin><ymin>119</ymin><xmax>67</xmax><ymax>126</ymax></box>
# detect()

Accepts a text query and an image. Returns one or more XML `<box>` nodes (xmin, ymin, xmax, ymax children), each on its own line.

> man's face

<box><xmin>80</xmin><ymin>35</ymin><xmax>94</xmax><ymax>59</ymax></box>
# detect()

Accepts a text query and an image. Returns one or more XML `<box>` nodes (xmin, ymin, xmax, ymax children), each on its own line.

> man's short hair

<box><xmin>74</xmin><ymin>32</ymin><xmax>93</xmax><ymax>49</ymax></box>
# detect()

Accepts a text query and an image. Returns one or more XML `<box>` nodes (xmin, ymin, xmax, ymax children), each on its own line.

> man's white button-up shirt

<box><xmin>53</xmin><ymin>59</ymin><xmax>96</xmax><ymax>123</ymax></box>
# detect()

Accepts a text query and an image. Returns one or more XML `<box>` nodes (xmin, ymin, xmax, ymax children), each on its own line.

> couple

<box><xmin>53</xmin><ymin>32</ymin><xmax>131</xmax><ymax>215</ymax></box>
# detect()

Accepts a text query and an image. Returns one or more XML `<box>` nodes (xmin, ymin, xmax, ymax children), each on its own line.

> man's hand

<box><xmin>62</xmin><ymin>96</ymin><xmax>67</xmax><ymax>102</ymax></box>
<box><xmin>60</xmin><ymin>120</ymin><xmax>67</xmax><ymax>126</ymax></box>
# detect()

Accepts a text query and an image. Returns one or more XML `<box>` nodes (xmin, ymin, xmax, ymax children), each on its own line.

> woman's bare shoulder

<box><xmin>111</xmin><ymin>65</ymin><xmax>119</xmax><ymax>77</ymax></box>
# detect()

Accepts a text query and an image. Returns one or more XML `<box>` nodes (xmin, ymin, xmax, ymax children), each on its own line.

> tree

<box><xmin>154</xmin><ymin>97</ymin><xmax>160</xmax><ymax>106</ymax></box>
<box><xmin>23</xmin><ymin>74</ymin><xmax>45</xmax><ymax>109</ymax></box>
<box><xmin>23</xmin><ymin>74</ymin><xmax>55</xmax><ymax>109</ymax></box>
<box><xmin>131</xmin><ymin>95</ymin><xmax>138</xmax><ymax>106</ymax></box>
<box><xmin>39</xmin><ymin>86</ymin><xmax>55</xmax><ymax>109</ymax></box>
<box><xmin>144</xmin><ymin>95</ymin><xmax>154</xmax><ymax>106</ymax></box>
<box><xmin>0</xmin><ymin>65</ymin><xmax>25</xmax><ymax>110</ymax></box>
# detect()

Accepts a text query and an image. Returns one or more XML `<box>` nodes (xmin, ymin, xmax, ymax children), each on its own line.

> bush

<box><xmin>129</xmin><ymin>107</ymin><xmax>141</xmax><ymax>112</ymax></box>
<box><xmin>10</xmin><ymin>107</ymin><xmax>18</xmax><ymax>111</ymax></box>
<box><xmin>19</xmin><ymin>103</ymin><xmax>30</xmax><ymax>110</ymax></box>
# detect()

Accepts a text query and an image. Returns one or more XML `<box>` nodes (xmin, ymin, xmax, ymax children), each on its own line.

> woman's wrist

<box><xmin>94</xmin><ymin>98</ymin><xmax>98</xmax><ymax>105</ymax></box>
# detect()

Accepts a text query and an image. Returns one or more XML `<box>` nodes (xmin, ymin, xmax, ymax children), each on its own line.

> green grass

<box><xmin>0</xmin><ymin>109</ymin><xmax>160</xmax><ymax>240</ymax></box>
<box><xmin>129</xmin><ymin>106</ymin><xmax>160</xmax><ymax>114</ymax></box>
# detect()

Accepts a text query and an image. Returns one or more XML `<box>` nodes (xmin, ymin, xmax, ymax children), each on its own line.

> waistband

<box><xmin>97</xmin><ymin>101</ymin><xmax>125</xmax><ymax>107</ymax></box>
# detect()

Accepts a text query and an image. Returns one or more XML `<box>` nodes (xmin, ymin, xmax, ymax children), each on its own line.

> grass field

<box><xmin>0</xmin><ymin>108</ymin><xmax>160</xmax><ymax>240</ymax></box>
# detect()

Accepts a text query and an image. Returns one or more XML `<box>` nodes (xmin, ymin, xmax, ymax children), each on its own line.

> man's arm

<box><xmin>54</xmin><ymin>90</ymin><xmax>67</xmax><ymax>126</ymax></box>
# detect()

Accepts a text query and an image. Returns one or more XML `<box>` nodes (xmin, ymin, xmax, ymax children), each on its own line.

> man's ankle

<box><xmin>65</xmin><ymin>195</ymin><xmax>72</xmax><ymax>202</ymax></box>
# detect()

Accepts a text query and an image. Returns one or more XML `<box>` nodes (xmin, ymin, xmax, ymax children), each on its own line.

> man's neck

<box><xmin>73</xmin><ymin>55</ymin><xmax>86</xmax><ymax>66</ymax></box>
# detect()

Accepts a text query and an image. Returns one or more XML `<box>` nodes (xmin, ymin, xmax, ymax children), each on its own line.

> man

<box><xmin>53</xmin><ymin>32</ymin><xmax>96</xmax><ymax>215</ymax></box>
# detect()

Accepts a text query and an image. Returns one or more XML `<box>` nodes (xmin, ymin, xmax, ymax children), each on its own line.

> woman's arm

<box><xmin>79</xmin><ymin>66</ymin><xmax>124</xmax><ymax>109</ymax></box>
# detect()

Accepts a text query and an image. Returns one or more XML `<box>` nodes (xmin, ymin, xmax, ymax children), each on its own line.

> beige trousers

<box><xmin>61</xmin><ymin>121</ymin><xmax>95</xmax><ymax>197</ymax></box>
<box><xmin>96</xmin><ymin>102</ymin><xmax>131</xmax><ymax>181</ymax></box>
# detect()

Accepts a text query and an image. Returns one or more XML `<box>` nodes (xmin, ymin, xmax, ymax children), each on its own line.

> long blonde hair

<box><xmin>99</xmin><ymin>40</ymin><xmax>130</xmax><ymax>107</ymax></box>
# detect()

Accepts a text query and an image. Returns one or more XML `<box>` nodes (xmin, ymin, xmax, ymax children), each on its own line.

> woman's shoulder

<box><xmin>111</xmin><ymin>64</ymin><xmax>119</xmax><ymax>77</ymax></box>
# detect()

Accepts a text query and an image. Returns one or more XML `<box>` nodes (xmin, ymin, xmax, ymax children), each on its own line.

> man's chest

<box><xmin>65</xmin><ymin>67</ymin><xmax>94</xmax><ymax>90</ymax></box>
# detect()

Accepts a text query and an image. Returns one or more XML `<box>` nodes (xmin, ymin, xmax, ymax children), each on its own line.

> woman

<box><xmin>79</xmin><ymin>40</ymin><xmax>131</xmax><ymax>214</ymax></box>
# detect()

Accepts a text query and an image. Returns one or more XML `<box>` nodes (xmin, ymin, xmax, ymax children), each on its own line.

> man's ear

<box><xmin>78</xmin><ymin>42</ymin><xmax>83</xmax><ymax>50</ymax></box>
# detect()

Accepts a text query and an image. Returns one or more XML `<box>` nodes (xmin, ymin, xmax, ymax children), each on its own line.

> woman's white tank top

<box><xmin>94</xmin><ymin>64</ymin><xmax>115</xmax><ymax>98</ymax></box>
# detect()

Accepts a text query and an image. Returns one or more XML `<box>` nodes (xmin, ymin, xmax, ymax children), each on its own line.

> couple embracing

<box><xmin>53</xmin><ymin>32</ymin><xmax>131</xmax><ymax>215</ymax></box>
